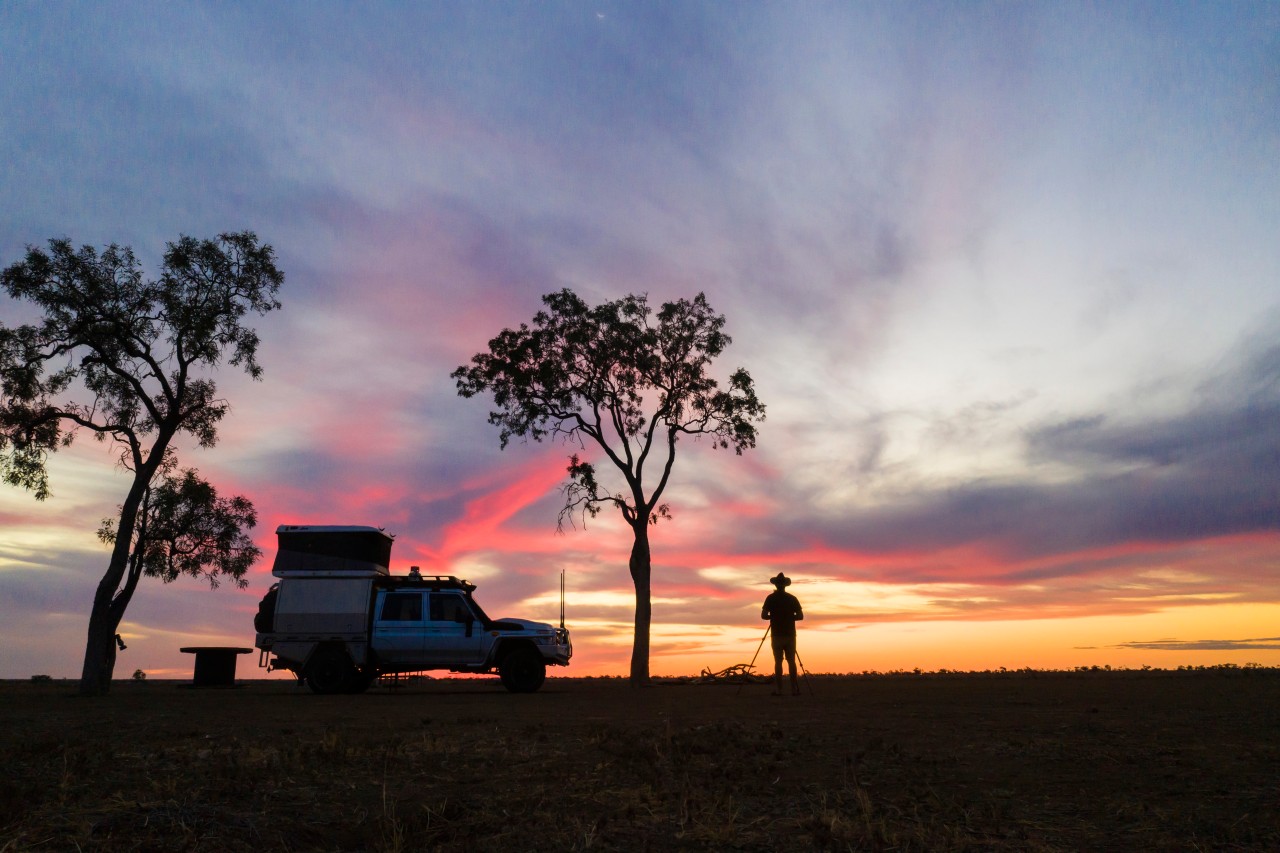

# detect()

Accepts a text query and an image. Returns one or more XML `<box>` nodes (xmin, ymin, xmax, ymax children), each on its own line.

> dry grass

<box><xmin>1</xmin><ymin>669</ymin><xmax>1277</xmax><ymax>851</ymax></box>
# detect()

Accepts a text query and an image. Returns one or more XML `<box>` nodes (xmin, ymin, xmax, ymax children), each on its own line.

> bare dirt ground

<box><xmin>2</xmin><ymin>670</ymin><xmax>1277</xmax><ymax>851</ymax></box>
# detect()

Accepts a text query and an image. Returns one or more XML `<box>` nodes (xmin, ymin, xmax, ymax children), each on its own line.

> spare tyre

<box><xmin>254</xmin><ymin>584</ymin><xmax>279</xmax><ymax>633</ymax></box>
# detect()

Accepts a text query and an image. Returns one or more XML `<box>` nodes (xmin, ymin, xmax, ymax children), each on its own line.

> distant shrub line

<box><xmin>16</xmin><ymin>662</ymin><xmax>1278</xmax><ymax>685</ymax></box>
<box><xmin>641</xmin><ymin>662</ymin><xmax>1279</xmax><ymax>682</ymax></box>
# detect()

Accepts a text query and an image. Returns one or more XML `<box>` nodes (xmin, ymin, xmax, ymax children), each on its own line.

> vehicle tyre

<box><xmin>345</xmin><ymin>668</ymin><xmax>377</xmax><ymax>694</ymax></box>
<box><xmin>253</xmin><ymin>585</ymin><xmax>279</xmax><ymax>633</ymax></box>
<box><xmin>499</xmin><ymin>647</ymin><xmax>545</xmax><ymax>693</ymax></box>
<box><xmin>305</xmin><ymin>648</ymin><xmax>355</xmax><ymax>694</ymax></box>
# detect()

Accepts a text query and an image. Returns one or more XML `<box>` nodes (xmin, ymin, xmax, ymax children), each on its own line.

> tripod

<box><xmin>736</xmin><ymin>624</ymin><xmax>771</xmax><ymax>696</ymax></box>
<box><xmin>738</xmin><ymin>624</ymin><xmax>815</xmax><ymax>696</ymax></box>
<box><xmin>795</xmin><ymin>648</ymin><xmax>815</xmax><ymax>696</ymax></box>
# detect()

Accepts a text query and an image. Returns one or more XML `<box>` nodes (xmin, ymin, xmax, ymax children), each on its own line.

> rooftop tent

<box><xmin>272</xmin><ymin>525</ymin><xmax>394</xmax><ymax>577</ymax></box>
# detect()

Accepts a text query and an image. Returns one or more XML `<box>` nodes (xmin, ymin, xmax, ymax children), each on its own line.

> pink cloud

<box><xmin>429</xmin><ymin>457</ymin><xmax>570</xmax><ymax>561</ymax></box>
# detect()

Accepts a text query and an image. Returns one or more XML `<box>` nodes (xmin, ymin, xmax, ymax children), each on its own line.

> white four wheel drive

<box><xmin>253</xmin><ymin>525</ymin><xmax>572</xmax><ymax>693</ymax></box>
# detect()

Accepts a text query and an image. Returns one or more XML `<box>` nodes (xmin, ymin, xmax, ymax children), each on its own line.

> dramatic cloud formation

<box><xmin>2</xmin><ymin>3</ymin><xmax>1278</xmax><ymax>678</ymax></box>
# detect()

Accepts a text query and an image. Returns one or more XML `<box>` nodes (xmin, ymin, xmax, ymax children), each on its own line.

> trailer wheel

<box><xmin>305</xmin><ymin>648</ymin><xmax>354</xmax><ymax>694</ymax></box>
<box><xmin>499</xmin><ymin>648</ymin><xmax>545</xmax><ymax>693</ymax></box>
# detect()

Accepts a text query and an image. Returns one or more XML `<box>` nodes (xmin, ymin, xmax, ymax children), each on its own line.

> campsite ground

<box><xmin>2</xmin><ymin>670</ymin><xmax>1277</xmax><ymax>851</ymax></box>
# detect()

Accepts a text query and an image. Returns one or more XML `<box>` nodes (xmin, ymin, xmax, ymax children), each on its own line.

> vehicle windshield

<box><xmin>466</xmin><ymin>595</ymin><xmax>492</xmax><ymax>625</ymax></box>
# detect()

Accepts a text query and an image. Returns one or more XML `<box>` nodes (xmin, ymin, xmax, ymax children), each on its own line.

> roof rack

<box><xmin>392</xmin><ymin>573</ymin><xmax>477</xmax><ymax>593</ymax></box>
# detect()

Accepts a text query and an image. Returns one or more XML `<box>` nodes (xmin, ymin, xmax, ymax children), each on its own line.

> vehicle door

<box><xmin>425</xmin><ymin>592</ymin><xmax>486</xmax><ymax>666</ymax></box>
<box><xmin>372</xmin><ymin>590</ymin><xmax>426</xmax><ymax>664</ymax></box>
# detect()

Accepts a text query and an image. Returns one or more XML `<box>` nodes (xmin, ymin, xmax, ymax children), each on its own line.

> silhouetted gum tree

<box><xmin>453</xmin><ymin>290</ymin><xmax>764</xmax><ymax>686</ymax></box>
<box><xmin>0</xmin><ymin>232</ymin><xmax>282</xmax><ymax>694</ymax></box>
<box><xmin>103</xmin><ymin>464</ymin><xmax>262</xmax><ymax>586</ymax></box>
<box><xmin>93</xmin><ymin>462</ymin><xmax>262</xmax><ymax>678</ymax></box>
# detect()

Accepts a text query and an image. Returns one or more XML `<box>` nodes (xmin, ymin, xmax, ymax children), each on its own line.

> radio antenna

<box><xmin>560</xmin><ymin>569</ymin><xmax>566</xmax><ymax>630</ymax></box>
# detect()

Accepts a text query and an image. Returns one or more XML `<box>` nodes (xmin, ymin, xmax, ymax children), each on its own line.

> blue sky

<box><xmin>2</xmin><ymin>2</ymin><xmax>1277</xmax><ymax>678</ymax></box>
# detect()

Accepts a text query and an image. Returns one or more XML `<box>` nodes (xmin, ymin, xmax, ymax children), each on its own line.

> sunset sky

<box><xmin>2</xmin><ymin>2</ymin><xmax>1278</xmax><ymax>680</ymax></box>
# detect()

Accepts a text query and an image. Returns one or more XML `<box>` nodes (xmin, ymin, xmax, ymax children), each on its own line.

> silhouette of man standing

<box><xmin>761</xmin><ymin>572</ymin><xmax>803</xmax><ymax>695</ymax></box>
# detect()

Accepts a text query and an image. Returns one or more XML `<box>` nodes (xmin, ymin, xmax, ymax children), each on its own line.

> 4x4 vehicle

<box><xmin>253</xmin><ymin>525</ymin><xmax>571</xmax><ymax>693</ymax></box>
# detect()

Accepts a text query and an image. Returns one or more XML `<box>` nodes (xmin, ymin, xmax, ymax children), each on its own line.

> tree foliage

<box><xmin>98</xmin><ymin>462</ymin><xmax>261</xmax><ymax>592</ymax></box>
<box><xmin>0</xmin><ymin>231</ymin><xmax>281</xmax><ymax>694</ymax></box>
<box><xmin>0</xmin><ymin>232</ymin><xmax>281</xmax><ymax>496</ymax></box>
<box><xmin>453</xmin><ymin>289</ymin><xmax>763</xmax><ymax>684</ymax></box>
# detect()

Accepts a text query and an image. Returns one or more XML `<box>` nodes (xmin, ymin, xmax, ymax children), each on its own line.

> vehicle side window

<box><xmin>430</xmin><ymin>593</ymin><xmax>473</xmax><ymax>623</ymax></box>
<box><xmin>380</xmin><ymin>592</ymin><xmax>423</xmax><ymax>621</ymax></box>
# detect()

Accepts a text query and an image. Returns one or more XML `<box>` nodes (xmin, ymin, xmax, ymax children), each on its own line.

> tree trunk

<box><xmin>80</xmin><ymin>597</ymin><xmax>122</xmax><ymax>696</ymax></box>
<box><xmin>628</xmin><ymin>522</ymin><xmax>652</xmax><ymax>687</ymax></box>
<box><xmin>78</xmin><ymin>466</ymin><xmax>153</xmax><ymax>696</ymax></box>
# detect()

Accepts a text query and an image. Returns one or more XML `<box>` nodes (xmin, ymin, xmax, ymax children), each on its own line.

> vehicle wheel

<box><xmin>305</xmin><ymin>648</ymin><xmax>355</xmax><ymax>694</ymax></box>
<box><xmin>345</xmin><ymin>668</ymin><xmax>377</xmax><ymax>694</ymax></box>
<box><xmin>499</xmin><ymin>648</ymin><xmax>545</xmax><ymax>693</ymax></box>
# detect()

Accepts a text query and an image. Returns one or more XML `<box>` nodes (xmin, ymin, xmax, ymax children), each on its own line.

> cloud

<box><xmin>389</xmin><ymin>317</ymin><xmax>1279</xmax><ymax>629</ymax></box>
<box><xmin>1108</xmin><ymin>637</ymin><xmax>1280</xmax><ymax>652</ymax></box>
<box><xmin>750</xmin><ymin>330</ymin><xmax>1280</xmax><ymax>579</ymax></box>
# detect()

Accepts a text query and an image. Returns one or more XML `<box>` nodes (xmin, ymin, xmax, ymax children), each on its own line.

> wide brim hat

<box><xmin>770</xmin><ymin>572</ymin><xmax>791</xmax><ymax>588</ymax></box>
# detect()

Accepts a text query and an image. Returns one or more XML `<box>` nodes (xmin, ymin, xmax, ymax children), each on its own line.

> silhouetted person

<box><xmin>761</xmin><ymin>572</ymin><xmax>803</xmax><ymax>695</ymax></box>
